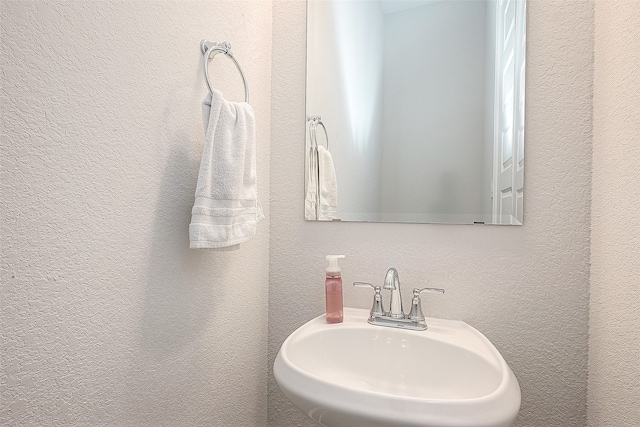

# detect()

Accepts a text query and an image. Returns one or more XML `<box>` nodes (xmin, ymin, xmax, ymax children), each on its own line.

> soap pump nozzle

<box><xmin>325</xmin><ymin>255</ymin><xmax>345</xmax><ymax>275</ymax></box>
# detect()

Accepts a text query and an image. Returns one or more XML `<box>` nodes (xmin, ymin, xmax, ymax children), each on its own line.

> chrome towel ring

<box><xmin>200</xmin><ymin>40</ymin><xmax>249</xmax><ymax>103</ymax></box>
<box><xmin>314</xmin><ymin>120</ymin><xmax>329</xmax><ymax>151</ymax></box>
<box><xmin>307</xmin><ymin>115</ymin><xmax>329</xmax><ymax>151</ymax></box>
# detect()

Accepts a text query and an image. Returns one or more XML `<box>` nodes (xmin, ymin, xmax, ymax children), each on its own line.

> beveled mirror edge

<box><xmin>303</xmin><ymin>0</ymin><xmax>526</xmax><ymax>226</ymax></box>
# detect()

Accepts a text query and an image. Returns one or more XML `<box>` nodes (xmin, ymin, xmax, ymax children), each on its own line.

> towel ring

<box><xmin>201</xmin><ymin>40</ymin><xmax>249</xmax><ymax>103</ymax></box>
<box><xmin>313</xmin><ymin>120</ymin><xmax>329</xmax><ymax>151</ymax></box>
<box><xmin>307</xmin><ymin>116</ymin><xmax>329</xmax><ymax>150</ymax></box>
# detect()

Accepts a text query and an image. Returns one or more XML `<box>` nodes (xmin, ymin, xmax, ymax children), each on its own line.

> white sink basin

<box><xmin>274</xmin><ymin>307</ymin><xmax>520</xmax><ymax>427</ymax></box>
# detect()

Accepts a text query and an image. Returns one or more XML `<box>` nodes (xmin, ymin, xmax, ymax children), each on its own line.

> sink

<box><xmin>273</xmin><ymin>307</ymin><xmax>521</xmax><ymax>427</ymax></box>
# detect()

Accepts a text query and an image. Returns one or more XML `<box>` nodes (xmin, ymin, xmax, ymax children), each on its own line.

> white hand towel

<box><xmin>317</xmin><ymin>145</ymin><xmax>337</xmax><ymax>220</ymax></box>
<box><xmin>189</xmin><ymin>89</ymin><xmax>264</xmax><ymax>250</ymax></box>
<box><xmin>304</xmin><ymin>146</ymin><xmax>318</xmax><ymax>220</ymax></box>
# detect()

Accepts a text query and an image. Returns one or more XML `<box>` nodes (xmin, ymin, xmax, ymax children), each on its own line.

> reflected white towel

<box><xmin>189</xmin><ymin>89</ymin><xmax>264</xmax><ymax>250</ymax></box>
<box><xmin>304</xmin><ymin>146</ymin><xmax>318</xmax><ymax>220</ymax></box>
<box><xmin>317</xmin><ymin>145</ymin><xmax>337</xmax><ymax>220</ymax></box>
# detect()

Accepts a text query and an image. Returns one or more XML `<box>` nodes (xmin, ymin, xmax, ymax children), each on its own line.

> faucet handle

<box><xmin>414</xmin><ymin>287</ymin><xmax>445</xmax><ymax>296</ymax></box>
<box><xmin>353</xmin><ymin>282</ymin><xmax>385</xmax><ymax>317</ymax></box>
<box><xmin>353</xmin><ymin>281</ymin><xmax>375</xmax><ymax>289</ymax></box>
<box><xmin>408</xmin><ymin>287</ymin><xmax>445</xmax><ymax>322</ymax></box>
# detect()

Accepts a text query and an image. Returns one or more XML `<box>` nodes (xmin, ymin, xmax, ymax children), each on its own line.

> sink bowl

<box><xmin>274</xmin><ymin>307</ymin><xmax>520</xmax><ymax>427</ymax></box>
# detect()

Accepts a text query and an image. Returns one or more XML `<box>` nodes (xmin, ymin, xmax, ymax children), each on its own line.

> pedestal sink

<box><xmin>273</xmin><ymin>307</ymin><xmax>520</xmax><ymax>427</ymax></box>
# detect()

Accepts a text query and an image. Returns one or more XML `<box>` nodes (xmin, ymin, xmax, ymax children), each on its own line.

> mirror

<box><xmin>304</xmin><ymin>0</ymin><xmax>526</xmax><ymax>224</ymax></box>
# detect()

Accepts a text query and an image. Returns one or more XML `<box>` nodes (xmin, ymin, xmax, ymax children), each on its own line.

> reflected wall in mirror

<box><xmin>304</xmin><ymin>0</ymin><xmax>526</xmax><ymax>224</ymax></box>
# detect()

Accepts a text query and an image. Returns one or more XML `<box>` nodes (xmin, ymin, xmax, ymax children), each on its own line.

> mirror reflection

<box><xmin>304</xmin><ymin>0</ymin><xmax>526</xmax><ymax>224</ymax></box>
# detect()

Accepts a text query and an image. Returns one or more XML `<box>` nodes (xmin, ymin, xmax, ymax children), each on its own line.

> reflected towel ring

<box><xmin>307</xmin><ymin>116</ymin><xmax>329</xmax><ymax>151</ymax></box>
<box><xmin>313</xmin><ymin>120</ymin><xmax>329</xmax><ymax>151</ymax></box>
<box><xmin>200</xmin><ymin>40</ymin><xmax>249</xmax><ymax>103</ymax></box>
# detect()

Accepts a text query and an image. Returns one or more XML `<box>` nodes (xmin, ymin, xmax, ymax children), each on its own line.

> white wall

<box><xmin>269</xmin><ymin>1</ymin><xmax>593</xmax><ymax>426</ymax></box>
<box><xmin>588</xmin><ymin>1</ymin><xmax>640</xmax><ymax>425</ymax></box>
<box><xmin>380</xmin><ymin>1</ymin><xmax>489</xmax><ymax>222</ymax></box>
<box><xmin>0</xmin><ymin>1</ymin><xmax>271</xmax><ymax>425</ymax></box>
<box><xmin>3</xmin><ymin>1</ymin><xmax>637</xmax><ymax>427</ymax></box>
<box><xmin>306</xmin><ymin>0</ymin><xmax>384</xmax><ymax>219</ymax></box>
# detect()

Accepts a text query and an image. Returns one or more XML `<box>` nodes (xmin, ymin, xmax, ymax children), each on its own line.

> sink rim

<box><xmin>277</xmin><ymin>307</ymin><xmax>510</xmax><ymax>403</ymax></box>
<box><xmin>274</xmin><ymin>307</ymin><xmax>521</xmax><ymax>427</ymax></box>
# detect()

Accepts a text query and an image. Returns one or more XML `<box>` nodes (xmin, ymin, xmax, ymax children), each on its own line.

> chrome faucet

<box><xmin>384</xmin><ymin>268</ymin><xmax>404</xmax><ymax>319</ymax></box>
<box><xmin>354</xmin><ymin>268</ymin><xmax>444</xmax><ymax>331</ymax></box>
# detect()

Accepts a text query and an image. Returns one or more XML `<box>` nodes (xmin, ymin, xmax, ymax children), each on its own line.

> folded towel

<box><xmin>317</xmin><ymin>145</ymin><xmax>337</xmax><ymax>220</ymax></box>
<box><xmin>189</xmin><ymin>89</ymin><xmax>264</xmax><ymax>250</ymax></box>
<box><xmin>304</xmin><ymin>146</ymin><xmax>319</xmax><ymax>220</ymax></box>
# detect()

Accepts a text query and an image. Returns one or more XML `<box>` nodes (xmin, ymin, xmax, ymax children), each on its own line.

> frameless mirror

<box><xmin>304</xmin><ymin>0</ymin><xmax>526</xmax><ymax>224</ymax></box>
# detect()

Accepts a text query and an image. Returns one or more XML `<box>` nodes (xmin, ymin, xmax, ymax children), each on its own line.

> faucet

<box><xmin>354</xmin><ymin>268</ymin><xmax>444</xmax><ymax>331</ymax></box>
<box><xmin>384</xmin><ymin>268</ymin><xmax>404</xmax><ymax>319</ymax></box>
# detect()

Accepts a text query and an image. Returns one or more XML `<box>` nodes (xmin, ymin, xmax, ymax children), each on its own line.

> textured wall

<box><xmin>269</xmin><ymin>1</ymin><xmax>593</xmax><ymax>426</ymax></box>
<box><xmin>588</xmin><ymin>1</ymin><xmax>640</xmax><ymax>425</ymax></box>
<box><xmin>1</xmin><ymin>1</ymin><xmax>271</xmax><ymax>425</ymax></box>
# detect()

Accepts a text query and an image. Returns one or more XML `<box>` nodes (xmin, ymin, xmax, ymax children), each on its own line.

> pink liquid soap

<box><xmin>325</xmin><ymin>273</ymin><xmax>343</xmax><ymax>323</ymax></box>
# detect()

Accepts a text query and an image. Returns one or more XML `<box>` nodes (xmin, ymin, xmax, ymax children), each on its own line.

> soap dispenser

<box><xmin>325</xmin><ymin>255</ymin><xmax>345</xmax><ymax>323</ymax></box>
